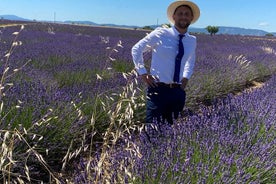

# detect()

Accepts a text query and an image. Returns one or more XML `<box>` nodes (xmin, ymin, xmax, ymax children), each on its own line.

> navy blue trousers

<box><xmin>146</xmin><ymin>85</ymin><xmax>186</xmax><ymax>124</ymax></box>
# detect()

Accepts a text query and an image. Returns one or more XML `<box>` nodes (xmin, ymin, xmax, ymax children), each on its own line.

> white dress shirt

<box><xmin>131</xmin><ymin>26</ymin><xmax>196</xmax><ymax>84</ymax></box>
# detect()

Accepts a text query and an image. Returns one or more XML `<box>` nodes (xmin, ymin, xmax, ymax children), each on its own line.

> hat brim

<box><xmin>167</xmin><ymin>0</ymin><xmax>200</xmax><ymax>25</ymax></box>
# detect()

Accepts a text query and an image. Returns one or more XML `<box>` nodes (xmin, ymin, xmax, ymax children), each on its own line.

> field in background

<box><xmin>0</xmin><ymin>21</ymin><xmax>275</xmax><ymax>183</ymax></box>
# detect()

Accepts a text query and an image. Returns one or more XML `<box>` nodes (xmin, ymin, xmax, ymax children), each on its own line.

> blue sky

<box><xmin>1</xmin><ymin>0</ymin><xmax>276</xmax><ymax>32</ymax></box>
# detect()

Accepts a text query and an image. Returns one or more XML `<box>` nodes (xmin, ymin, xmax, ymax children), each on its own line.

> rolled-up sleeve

<box><xmin>131</xmin><ymin>40</ymin><xmax>148</xmax><ymax>75</ymax></box>
<box><xmin>131</xmin><ymin>28</ymin><xmax>163</xmax><ymax>75</ymax></box>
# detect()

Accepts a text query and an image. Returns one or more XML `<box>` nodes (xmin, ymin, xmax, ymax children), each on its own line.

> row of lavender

<box><xmin>75</xmin><ymin>74</ymin><xmax>275</xmax><ymax>183</ymax></box>
<box><xmin>188</xmin><ymin>33</ymin><xmax>276</xmax><ymax>107</ymax></box>
<box><xmin>136</xmin><ymin>74</ymin><xmax>275</xmax><ymax>183</ymax></box>
<box><xmin>134</xmin><ymin>74</ymin><xmax>276</xmax><ymax>183</ymax></box>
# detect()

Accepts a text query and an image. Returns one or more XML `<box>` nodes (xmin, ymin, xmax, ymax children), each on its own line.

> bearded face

<box><xmin>173</xmin><ymin>6</ymin><xmax>194</xmax><ymax>29</ymax></box>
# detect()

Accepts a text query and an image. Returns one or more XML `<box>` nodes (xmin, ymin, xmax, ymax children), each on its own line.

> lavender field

<box><xmin>0</xmin><ymin>21</ymin><xmax>275</xmax><ymax>183</ymax></box>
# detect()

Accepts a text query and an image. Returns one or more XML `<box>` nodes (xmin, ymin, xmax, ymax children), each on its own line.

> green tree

<box><xmin>142</xmin><ymin>26</ymin><xmax>154</xmax><ymax>30</ymax></box>
<box><xmin>206</xmin><ymin>26</ymin><xmax>219</xmax><ymax>36</ymax></box>
<box><xmin>265</xmin><ymin>33</ymin><xmax>274</xmax><ymax>37</ymax></box>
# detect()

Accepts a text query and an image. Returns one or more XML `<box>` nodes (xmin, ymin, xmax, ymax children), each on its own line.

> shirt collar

<box><xmin>172</xmin><ymin>26</ymin><xmax>189</xmax><ymax>37</ymax></box>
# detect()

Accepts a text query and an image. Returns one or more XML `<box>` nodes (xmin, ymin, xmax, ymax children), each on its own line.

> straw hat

<box><xmin>167</xmin><ymin>0</ymin><xmax>200</xmax><ymax>25</ymax></box>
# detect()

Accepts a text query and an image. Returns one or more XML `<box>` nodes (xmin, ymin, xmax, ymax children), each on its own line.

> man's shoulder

<box><xmin>153</xmin><ymin>26</ymin><xmax>171</xmax><ymax>33</ymax></box>
<box><xmin>149</xmin><ymin>26</ymin><xmax>172</xmax><ymax>37</ymax></box>
<box><xmin>186</xmin><ymin>33</ymin><xmax>197</xmax><ymax>39</ymax></box>
<box><xmin>185</xmin><ymin>33</ymin><xmax>197</xmax><ymax>42</ymax></box>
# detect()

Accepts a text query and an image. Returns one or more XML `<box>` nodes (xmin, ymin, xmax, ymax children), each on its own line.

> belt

<box><xmin>156</xmin><ymin>82</ymin><xmax>181</xmax><ymax>88</ymax></box>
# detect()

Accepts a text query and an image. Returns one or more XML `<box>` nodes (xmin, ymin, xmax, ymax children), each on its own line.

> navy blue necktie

<box><xmin>173</xmin><ymin>34</ymin><xmax>184</xmax><ymax>83</ymax></box>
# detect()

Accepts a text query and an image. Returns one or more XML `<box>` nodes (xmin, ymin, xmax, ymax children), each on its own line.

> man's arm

<box><xmin>131</xmin><ymin>28</ymin><xmax>163</xmax><ymax>86</ymax></box>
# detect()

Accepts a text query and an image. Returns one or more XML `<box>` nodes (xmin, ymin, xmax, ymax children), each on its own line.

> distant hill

<box><xmin>64</xmin><ymin>21</ymin><xmax>276</xmax><ymax>36</ymax></box>
<box><xmin>65</xmin><ymin>20</ymin><xmax>276</xmax><ymax>36</ymax></box>
<box><xmin>64</xmin><ymin>20</ymin><xmax>138</xmax><ymax>29</ymax></box>
<box><xmin>1</xmin><ymin>14</ymin><xmax>275</xmax><ymax>36</ymax></box>
<box><xmin>188</xmin><ymin>26</ymin><xmax>272</xmax><ymax>36</ymax></box>
<box><xmin>0</xmin><ymin>15</ymin><xmax>30</xmax><ymax>21</ymax></box>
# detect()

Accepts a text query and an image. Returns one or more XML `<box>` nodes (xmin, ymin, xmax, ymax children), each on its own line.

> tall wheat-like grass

<box><xmin>0</xmin><ymin>25</ymin><xmax>62</xmax><ymax>183</ymax></box>
<box><xmin>0</xmin><ymin>24</ymin><xmax>80</xmax><ymax>183</ymax></box>
<box><xmin>60</xmin><ymin>38</ymin><xmax>145</xmax><ymax>184</ymax></box>
<box><xmin>0</xmin><ymin>24</ymin><xmax>145</xmax><ymax>183</ymax></box>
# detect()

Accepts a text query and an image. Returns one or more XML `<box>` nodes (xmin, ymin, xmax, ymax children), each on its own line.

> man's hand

<box><xmin>180</xmin><ymin>78</ymin><xmax>188</xmax><ymax>90</ymax></box>
<box><xmin>140</xmin><ymin>74</ymin><xmax>158</xmax><ymax>88</ymax></box>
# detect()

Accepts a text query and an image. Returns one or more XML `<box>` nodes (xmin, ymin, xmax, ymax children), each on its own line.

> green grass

<box><xmin>1</xmin><ymin>106</ymin><xmax>34</xmax><ymax>129</ymax></box>
<box><xmin>31</xmin><ymin>55</ymin><xmax>73</xmax><ymax>70</ymax></box>
<box><xmin>54</xmin><ymin>69</ymin><xmax>95</xmax><ymax>87</ymax></box>
<box><xmin>112</xmin><ymin>60</ymin><xmax>134</xmax><ymax>73</ymax></box>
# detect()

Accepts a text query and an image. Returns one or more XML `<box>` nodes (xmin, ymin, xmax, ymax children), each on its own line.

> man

<box><xmin>131</xmin><ymin>0</ymin><xmax>200</xmax><ymax>125</ymax></box>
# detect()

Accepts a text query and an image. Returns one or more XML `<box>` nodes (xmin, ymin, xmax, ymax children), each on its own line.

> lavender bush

<box><xmin>186</xmin><ymin>34</ymin><xmax>276</xmax><ymax>108</ymax></box>
<box><xmin>129</xmin><ymin>74</ymin><xmax>275</xmax><ymax>183</ymax></box>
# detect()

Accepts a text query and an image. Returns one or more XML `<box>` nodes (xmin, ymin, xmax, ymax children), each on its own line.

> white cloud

<box><xmin>258</xmin><ymin>22</ymin><xmax>269</xmax><ymax>27</ymax></box>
